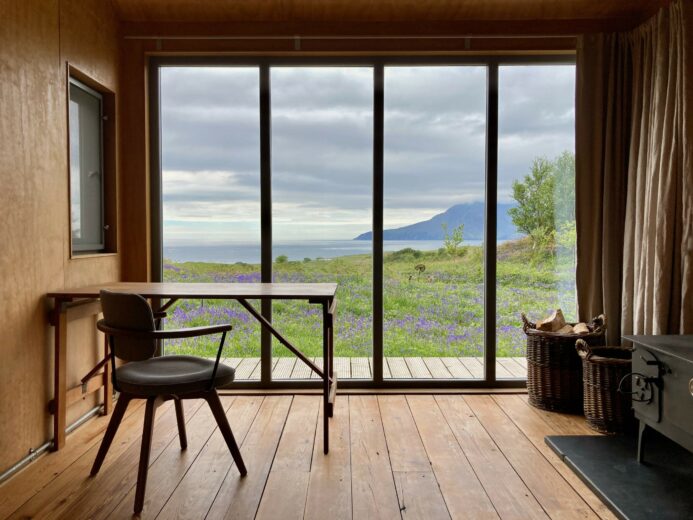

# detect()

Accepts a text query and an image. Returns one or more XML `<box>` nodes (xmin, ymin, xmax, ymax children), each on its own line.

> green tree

<box><xmin>508</xmin><ymin>157</ymin><xmax>555</xmax><ymax>246</ymax></box>
<box><xmin>275</xmin><ymin>255</ymin><xmax>288</xmax><ymax>263</ymax></box>
<box><xmin>553</xmin><ymin>151</ymin><xmax>575</xmax><ymax>226</ymax></box>
<box><xmin>441</xmin><ymin>222</ymin><xmax>464</xmax><ymax>254</ymax></box>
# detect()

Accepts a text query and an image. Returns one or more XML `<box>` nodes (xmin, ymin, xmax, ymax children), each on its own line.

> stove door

<box><xmin>632</xmin><ymin>346</ymin><xmax>661</xmax><ymax>423</ymax></box>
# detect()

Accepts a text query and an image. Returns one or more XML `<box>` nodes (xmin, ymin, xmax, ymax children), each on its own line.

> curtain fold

<box><xmin>576</xmin><ymin>0</ymin><xmax>693</xmax><ymax>343</ymax></box>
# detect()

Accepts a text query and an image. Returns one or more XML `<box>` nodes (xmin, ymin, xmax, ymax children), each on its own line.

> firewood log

<box><xmin>573</xmin><ymin>322</ymin><xmax>590</xmax><ymax>334</ymax></box>
<box><xmin>536</xmin><ymin>309</ymin><xmax>567</xmax><ymax>332</ymax></box>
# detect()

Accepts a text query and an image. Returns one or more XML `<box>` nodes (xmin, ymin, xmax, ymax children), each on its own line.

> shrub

<box><xmin>275</xmin><ymin>255</ymin><xmax>288</xmax><ymax>263</ymax></box>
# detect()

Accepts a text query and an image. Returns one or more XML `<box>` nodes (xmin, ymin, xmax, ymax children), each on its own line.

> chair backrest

<box><xmin>100</xmin><ymin>290</ymin><xmax>156</xmax><ymax>361</ymax></box>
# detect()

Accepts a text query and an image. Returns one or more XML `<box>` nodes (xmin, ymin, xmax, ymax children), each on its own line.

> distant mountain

<box><xmin>354</xmin><ymin>202</ymin><xmax>522</xmax><ymax>241</ymax></box>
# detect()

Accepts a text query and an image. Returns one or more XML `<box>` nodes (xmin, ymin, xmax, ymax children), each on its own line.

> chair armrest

<box><xmin>97</xmin><ymin>320</ymin><xmax>232</xmax><ymax>339</ymax></box>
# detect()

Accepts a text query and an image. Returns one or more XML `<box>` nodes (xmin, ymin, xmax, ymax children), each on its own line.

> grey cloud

<box><xmin>159</xmin><ymin>64</ymin><xmax>574</xmax><ymax>239</ymax></box>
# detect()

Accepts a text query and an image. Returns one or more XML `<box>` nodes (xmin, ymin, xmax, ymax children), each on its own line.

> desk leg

<box><xmin>323</xmin><ymin>302</ymin><xmax>330</xmax><ymax>454</ymax></box>
<box><xmin>53</xmin><ymin>306</ymin><xmax>67</xmax><ymax>451</ymax></box>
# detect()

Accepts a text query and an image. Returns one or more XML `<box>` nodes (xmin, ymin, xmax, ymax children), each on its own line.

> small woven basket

<box><xmin>576</xmin><ymin>339</ymin><xmax>634</xmax><ymax>434</ymax></box>
<box><xmin>521</xmin><ymin>313</ymin><xmax>606</xmax><ymax>413</ymax></box>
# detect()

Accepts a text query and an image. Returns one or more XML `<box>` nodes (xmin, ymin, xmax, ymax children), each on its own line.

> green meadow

<box><xmin>161</xmin><ymin>238</ymin><xmax>576</xmax><ymax>360</ymax></box>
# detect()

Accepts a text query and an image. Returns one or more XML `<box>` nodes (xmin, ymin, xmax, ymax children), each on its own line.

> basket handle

<box><xmin>520</xmin><ymin>313</ymin><xmax>536</xmax><ymax>333</ymax></box>
<box><xmin>575</xmin><ymin>339</ymin><xmax>592</xmax><ymax>360</ymax></box>
<box><xmin>590</xmin><ymin>314</ymin><xmax>607</xmax><ymax>333</ymax></box>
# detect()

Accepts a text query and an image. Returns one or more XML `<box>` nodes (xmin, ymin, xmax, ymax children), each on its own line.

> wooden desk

<box><xmin>47</xmin><ymin>282</ymin><xmax>337</xmax><ymax>453</ymax></box>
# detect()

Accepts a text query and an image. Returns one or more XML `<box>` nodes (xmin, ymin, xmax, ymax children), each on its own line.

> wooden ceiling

<box><xmin>113</xmin><ymin>0</ymin><xmax>668</xmax><ymax>32</ymax></box>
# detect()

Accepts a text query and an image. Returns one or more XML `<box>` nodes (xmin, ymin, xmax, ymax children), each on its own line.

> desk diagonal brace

<box><xmin>236</xmin><ymin>298</ymin><xmax>325</xmax><ymax>379</ymax></box>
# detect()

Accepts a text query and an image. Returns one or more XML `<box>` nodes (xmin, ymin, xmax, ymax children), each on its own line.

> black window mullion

<box><xmin>372</xmin><ymin>65</ymin><xmax>384</xmax><ymax>383</ymax></box>
<box><xmin>484</xmin><ymin>63</ymin><xmax>499</xmax><ymax>383</ymax></box>
<box><xmin>260</xmin><ymin>64</ymin><xmax>273</xmax><ymax>385</ymax></box>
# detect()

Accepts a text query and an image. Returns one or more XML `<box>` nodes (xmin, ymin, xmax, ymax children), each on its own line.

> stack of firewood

<box><xmin>534</xmin><ymin>309</ymin><xmax>590</xmax><ymax>334</ymax></box>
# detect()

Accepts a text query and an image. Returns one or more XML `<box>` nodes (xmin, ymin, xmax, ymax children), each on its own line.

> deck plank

<box><xmin>497</xmin><ymin>357</ymin><xmax>526</xmax><ymax>378</ymax></box>
<box><xmin>459</xmin><ymin>357</ymin><xmax>484</xmax><ymax>379</ymax></box>
<box><xmin>385</xmin><ymin>357</ymin><xmax>410</xmax><ymax>379</ymax></box>
<box><xmin>335</xmin><ymin>357</ymin><xmax>351</xmax><ymax>379</ymax></box>
<box><xmin>422</xmin><ymin>357</ymin><xmax>452</xmax><ymax>378</ymax></box>
<box><xmin>214</xmin><ymin>356</ymin><xmax>529</xmax><ymax>380</ymax></box>
<box><xmin>490</xmin><ymin>357</ymin><xmax>515</xmax><ymax>379</ymax></box>
<box><xmin>378</xmin><ymin>357</ymin><xmax>392</xmax><ymax>378</ymax></box>
<box><xmin>290</xmin><ymin>357</ymin><xmax>314</xmax><ymax>379</ymax></box>
<box><xmin>272</xmin><ymin>357</ymin><xmax>296</xmax><ymax>380</ymax></box>
<box><xmin>309</xmin><ymin>357</ymin><xmax>324</xmax><ymax>379</ymax></box>
<box><xmin>440</xmin><ymin>357</ymin><xmax>473</xmax><ymax>378</ymax></box>
<box><xmin>404</xmin><ymin>357</ymin><xmax>432</xmax><ymax>379</ymax></box>
<box><xmin>350</xmin><ymin>357</ymin><xmax>370</xmax><ymax>379</ymax></box>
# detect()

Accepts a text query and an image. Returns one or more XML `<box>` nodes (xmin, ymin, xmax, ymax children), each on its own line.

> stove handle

<box><xmin>618</xmin><ymin>372</ymin><xmax>658</xmax><ymax>403</ymax></box>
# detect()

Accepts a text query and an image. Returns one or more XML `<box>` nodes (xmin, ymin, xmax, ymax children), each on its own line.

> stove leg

<box><xmin>637</xmin><ymin>421</ymin><xmax>647</xmax><ymax>464</ymax></box>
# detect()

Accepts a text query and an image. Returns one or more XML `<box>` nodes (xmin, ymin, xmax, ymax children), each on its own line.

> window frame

<box><xmin>148</xmin><ymin>54</ymin><xmax>575</xmax><ymax>390</ymax></box>
<box><xmin>67</xmin><ymin>66</ymin><xmax>117</xmax><ymax>257</ymax></box>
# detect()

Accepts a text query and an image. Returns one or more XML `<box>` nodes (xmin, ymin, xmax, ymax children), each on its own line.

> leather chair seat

<box><xmin>116</xmin><ymin>355</ymin><xmax>235</xmax><ymax>396</ymax></box>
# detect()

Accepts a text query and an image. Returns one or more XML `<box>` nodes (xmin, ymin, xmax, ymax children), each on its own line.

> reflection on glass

<box><xmin>271</xmin><ymin>67</ymin><xmax>373</xmax><ymax>380</ymax></box>
<box><xmin>497</xmin><ymin>65</ymin><xmax>576</xmax><ymax>379</ymax></box>
<box><xmin>69</xmin><ymin>100</ymin><xmax>81</xmax><ymax>239</ymax></box>
<box><xmin>384</xmin><ymin>66</ymin><xmax>487</xmax><ymax>379</ymax></box>
<box><xmin>160</xmin><ymin>67</ymin><xmax>263</xmax><ymax>379</ymax></box>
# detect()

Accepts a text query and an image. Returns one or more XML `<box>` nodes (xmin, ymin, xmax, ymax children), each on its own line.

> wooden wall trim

<box><xmin>120</xmin><ymin>18</ymin><xmax>649</xmax><ymax>38</ymax></box>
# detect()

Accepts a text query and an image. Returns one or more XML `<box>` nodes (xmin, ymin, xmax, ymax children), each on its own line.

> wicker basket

<box><xmin>521</xmin><ymin>313</ymin><xmax>606</xmax><ymax>413</ymax></box>
<box><xmin>576</xmin><ymin>340</ymin><xmax>634</xmax><ymax>434</ymax></box>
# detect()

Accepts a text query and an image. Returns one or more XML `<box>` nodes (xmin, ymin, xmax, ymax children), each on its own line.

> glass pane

<box><xmin>383</xmin><ymin>66</ymin><xmax>487</xmax><ymax>380</ymax></box>
<box><xmin>69</xmin><ymin>99</ymin><xmax>81</xmax><ymax>241</ymax></box>
<box><xmin>160</xmin><ymin>67</ymin><xmax>263</xmax><ymax>380</ymax></box>
<box><xmin>69</xmin><ymin>83</ymin><xmax>103</xmax><ymax>251</ymax></box>
<box><xmin>497</xmin><ymin>64</ymin><xmax>576</xmax><ymax>379</ymax></box>
<box><xmin>271</xmin><ymin>66</ymin><xmax>373</xmax><ymax>380</ymax></box>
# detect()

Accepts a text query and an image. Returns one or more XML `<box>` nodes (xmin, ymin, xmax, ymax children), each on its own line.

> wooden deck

<box><xmin>223</xmin><ymin>356</ymin><xmax>527</xmax><ymax>380</ymax></box>
<box><xmin>0</xmin><ymin>394</ymin><xmax>614</xmax><ymax>520</ymax></box>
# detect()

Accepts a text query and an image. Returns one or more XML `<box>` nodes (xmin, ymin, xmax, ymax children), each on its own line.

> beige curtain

<box><xmin>576</xmin><ymin>0</ymin><xmax>693</xmax><ymax>344</ymax></box>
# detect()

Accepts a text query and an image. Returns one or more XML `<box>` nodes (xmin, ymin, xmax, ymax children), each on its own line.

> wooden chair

<box><xmin>91</xmin><ymin>290</ymin><xmax>247</xmax><ymax>514</ymax></box>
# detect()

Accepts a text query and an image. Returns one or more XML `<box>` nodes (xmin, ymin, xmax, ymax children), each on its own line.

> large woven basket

<box><xmin>521</xmin><ymin>313</ymin><xmax>606</xmax><ymax>413</ymax></box>
<box><xmin>576</xmin><ymin>340</ymin><xmax>634</xmax><ymax>434</ymax></box>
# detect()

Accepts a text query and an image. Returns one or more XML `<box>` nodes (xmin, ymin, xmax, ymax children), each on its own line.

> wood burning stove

<box><xmin>623</xmin><ymin>335</ymin><xmax>693</xmax><ymax>463</ymax></box>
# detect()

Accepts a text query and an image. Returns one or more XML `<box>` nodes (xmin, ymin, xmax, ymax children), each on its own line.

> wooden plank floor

<box><xmin>224</xmin><ymin>356</ymin><xmax>527</xmax><ymax>380</ymax></box>
<box><xmin>0</xmin><ymin>394</ymin><xmax>614</xmax><ymax>520</ymax></box>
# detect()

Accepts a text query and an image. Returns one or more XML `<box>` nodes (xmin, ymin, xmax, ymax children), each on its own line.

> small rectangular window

<box><xmin>69</xmin><ymin>77</ymin><xmax>105</xmax><ymax>253</ymax></box>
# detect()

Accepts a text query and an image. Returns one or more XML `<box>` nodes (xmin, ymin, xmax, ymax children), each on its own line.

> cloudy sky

<box><xmin>160</xmin><ymin>64</ymin><xmax>574</xmax><ymax>245</ymax></box>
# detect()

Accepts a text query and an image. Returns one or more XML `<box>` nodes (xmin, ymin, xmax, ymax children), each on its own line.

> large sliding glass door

<box><xmin>152</xmin><ymin>57</ymin><xmax>576</xmax><ymax>388</ymax></box>
<box><xmin>271</xmin><ymin>67</ymin><xmax>374</xmax><ymax>380</ymax></box>
<box><xmin>383</xmin><ymin>66</ymin><xmax>487</xmax><ymax>379</ymax></box>
<box><xmin>159</xmin><ymin>67</ymin><xmax>264</xmax><ymax>379</ymax></box>
<box><xmin>496</xmin><ymin>65</ymin><xmax>577</xmax><ymax>380</ymax></box>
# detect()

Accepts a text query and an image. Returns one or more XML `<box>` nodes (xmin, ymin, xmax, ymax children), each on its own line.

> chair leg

<box><xmin>90</xmin><ymin>394</ymin><xmax>131</xmax><ymax>476</ymax></box>
<box><xmin>205</xmin><ymin>391</ymin><xmax>247</xmax><ymax>476</ymax></box>
<box><xmin>134</xmin><ymin>396</ymin><xmax>161</xmax><ymax>514</ymax></box>
<box><xmin>174</xmin><ymin>397</ymin><xmax>187</xmax><ymax>450</ymax></box>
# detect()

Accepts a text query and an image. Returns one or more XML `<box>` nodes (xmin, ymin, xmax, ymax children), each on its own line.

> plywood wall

<box><xmin>0</xmin><ymin>0</ymin><xmax>120</xmax><ymax>472</ymax></box>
